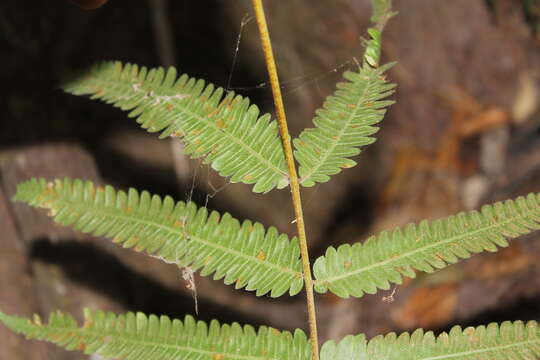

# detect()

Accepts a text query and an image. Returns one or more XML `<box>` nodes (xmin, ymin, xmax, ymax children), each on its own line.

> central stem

<box><xmin>249</xmin><ymin>1</ymin><xmax>319</xmax><ymax>360</ymax></box>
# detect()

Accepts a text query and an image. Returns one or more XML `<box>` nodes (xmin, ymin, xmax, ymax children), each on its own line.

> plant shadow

<box><xmin>29</xmin><ymin>238</ymin><xmax>263</xmax><ymax>326</ymax></box>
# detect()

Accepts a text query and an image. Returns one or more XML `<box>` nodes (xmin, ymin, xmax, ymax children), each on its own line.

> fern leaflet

<box><xmin>293</xmin><ymin>2</ymin><xmax>395</xmax><ymax>187</ymax></box>
<box><xmin>313</xmin><ymin>193</ymin><xmax>540</xmax><ymax>298</ymax></box>
<box><xmin>14</xmin><ymin>178</ymin><xmax>304</xmax><ymax>297</ymax></box>
<box><xmin>62</xmin><ymin>62</ymin><xmax>289</xmax><ymax>193</ymax></box>
<box><xmin>0</xmin><ymin>309</ymin><xmax>311</xmax><ymax>360</ymax></box>
<box><xmin>320</xmin><ymin>321</ymin><xmax>540</xmax><ymax>360</ymax></box>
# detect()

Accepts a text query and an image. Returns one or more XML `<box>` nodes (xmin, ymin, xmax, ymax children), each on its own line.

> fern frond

<box><xmin>0</xmin><ymin>309</ymin><xmax>311</xmax><ymax>360</ymax></box>
<box><xmin>62</xmin><ymin>62</ymin><xmax>289</xmax><ymax>193</ymax></box>
<box><xmin>313</xmin><ymin>193</ymin><xmax>540</xmax><ymax>298</ymax></box>
<box><xmin>14</xmin><ymin>178</ymin><xmax>304</xmax><ymax>297</ymax></box>
<box><xmin>320</xmin><ymin>321</ymin><xmax>540</xmax><ymax>360</ymax></box>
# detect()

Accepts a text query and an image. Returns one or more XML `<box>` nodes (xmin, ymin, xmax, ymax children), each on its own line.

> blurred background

<box><xmin>2</xmin><ymin>0</ymin><xmax>540</xmax><ymax>358</ymax></box>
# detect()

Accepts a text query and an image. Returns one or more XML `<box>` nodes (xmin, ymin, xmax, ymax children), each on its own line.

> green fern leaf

<box><xmin>320</xmin><ymin>321</ymin><xmax>540</xmax><ymax>360</ymax></box>
<box><xmin>14</xmin><ymin>178</ymin><xmax>304</xmax><ymax>297</ymax></box>
<box><xmin>292</xmin><ymin>58</ymin><xmax>395</xmax><ymax>188</ymax></box>
<box><xmin>0</xmin><ymin>309</ymin><xmax>311</xmax><ymax>360</ymax></box>
<box><xmin>62</xmin><ymin>61</ymin><xmax>289</xmax><ymax>193</ymax></box>
<box><xmin>293</xmin><ymin>1</ymin><xmax>395</xmax><ymax>187</ymax></box>
<box><xmin>313</xmin><ymin>193</ymin><xmax>540</xmax><ymax>298</ymax></box>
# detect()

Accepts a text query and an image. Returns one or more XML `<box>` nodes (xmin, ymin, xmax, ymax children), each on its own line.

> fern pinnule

<box><xmin>321</xmin><ymin>320</ymin><xmax>540</xmax><ymax>360</ymax></box>
<box><xmin>0</xmin><ymin>309</ymin><xmax>311</xmax><ymax>360</ymax></box>
<box><xmin>14</xmin><ymin>178</ymin><xmax>304</xmax><ymax>297</ymax></box>
<box><xmin>62</xmin><ymin>62</ymin><xmax>289</xmax><ymax>193</ymax></box>
<box><xmin>313</xmin><ymin>193</ymin><xmax>540</xmax><ymax>298</ymax></box>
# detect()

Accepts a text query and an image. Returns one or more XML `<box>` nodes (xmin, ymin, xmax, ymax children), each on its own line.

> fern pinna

<box><xmin>2</xmin><ymin>0</ymin><xmax>540</xmax><ymax>360</ymax></box>
<box><xmin>293</xmin><ymin>11</ymin><xmax>396</xmax><ymax>187</ymax></box>
<box><xmin>63</xmin><ymin>62</ymin><xmax>290</xmax><ymax>193</ymax></box>
<box><xmin>2</xmin><ymin>309</ymin><xmax>540</xmax><ymax>360</ymax></box>
<box><xmin>313</xmin><ymin>193</ymin><xmax>540</xmax><ymax>298</ymax></box>
<box><xmin>321</xmin><ymin>321</ymin><xmax>540</xmax><ymax>360</ymax></box>
<box><xmin>14</xmin><ymin>178</ymin><xmax>304</xmax><ymax>297</ymax></box>
<box><xmin>0</xmin><ymin>309</ymin><xmax>311</xmax><ymax>360</ymax></box>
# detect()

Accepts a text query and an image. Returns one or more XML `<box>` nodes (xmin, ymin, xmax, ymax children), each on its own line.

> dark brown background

<box><xmin>2</xmin><ymin>0</ymin><xmax>540</xmax><ymax>358</ymax></box>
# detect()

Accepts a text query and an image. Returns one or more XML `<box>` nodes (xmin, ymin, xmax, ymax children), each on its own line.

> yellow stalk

<box><xmin>249</xmin><ymin>1</ymin><xmax>319</xmax><ymax>360</ymax></box>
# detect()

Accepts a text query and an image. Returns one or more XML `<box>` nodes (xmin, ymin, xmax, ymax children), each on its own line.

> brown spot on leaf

<box><xmin>257</xmin><ymin>251</ymin><xmax>266</xmax><ymax>261</ymax></box>
<box><xmin>174</xmin><ymin>220</ymin><xmax>184</xmax><ymax>228</ymax></box>
<box><xmin>171</xmin><ymin>130</ymin><xmax>184</xmax><ymax>138</ymax></box>
<box><xmin>83</xmin><ymin>318</ymin><xmax>94</xmax><ymax>329</ymax></box>
<box><xmin>216</xmin><ymin>119</ymin><xmax>227</xmax><ymax>129</ymax></box>
<box><xmin>128</xmin><ymin>236</ymin><xmax>139</xmax><ymax>245</ymax></box>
